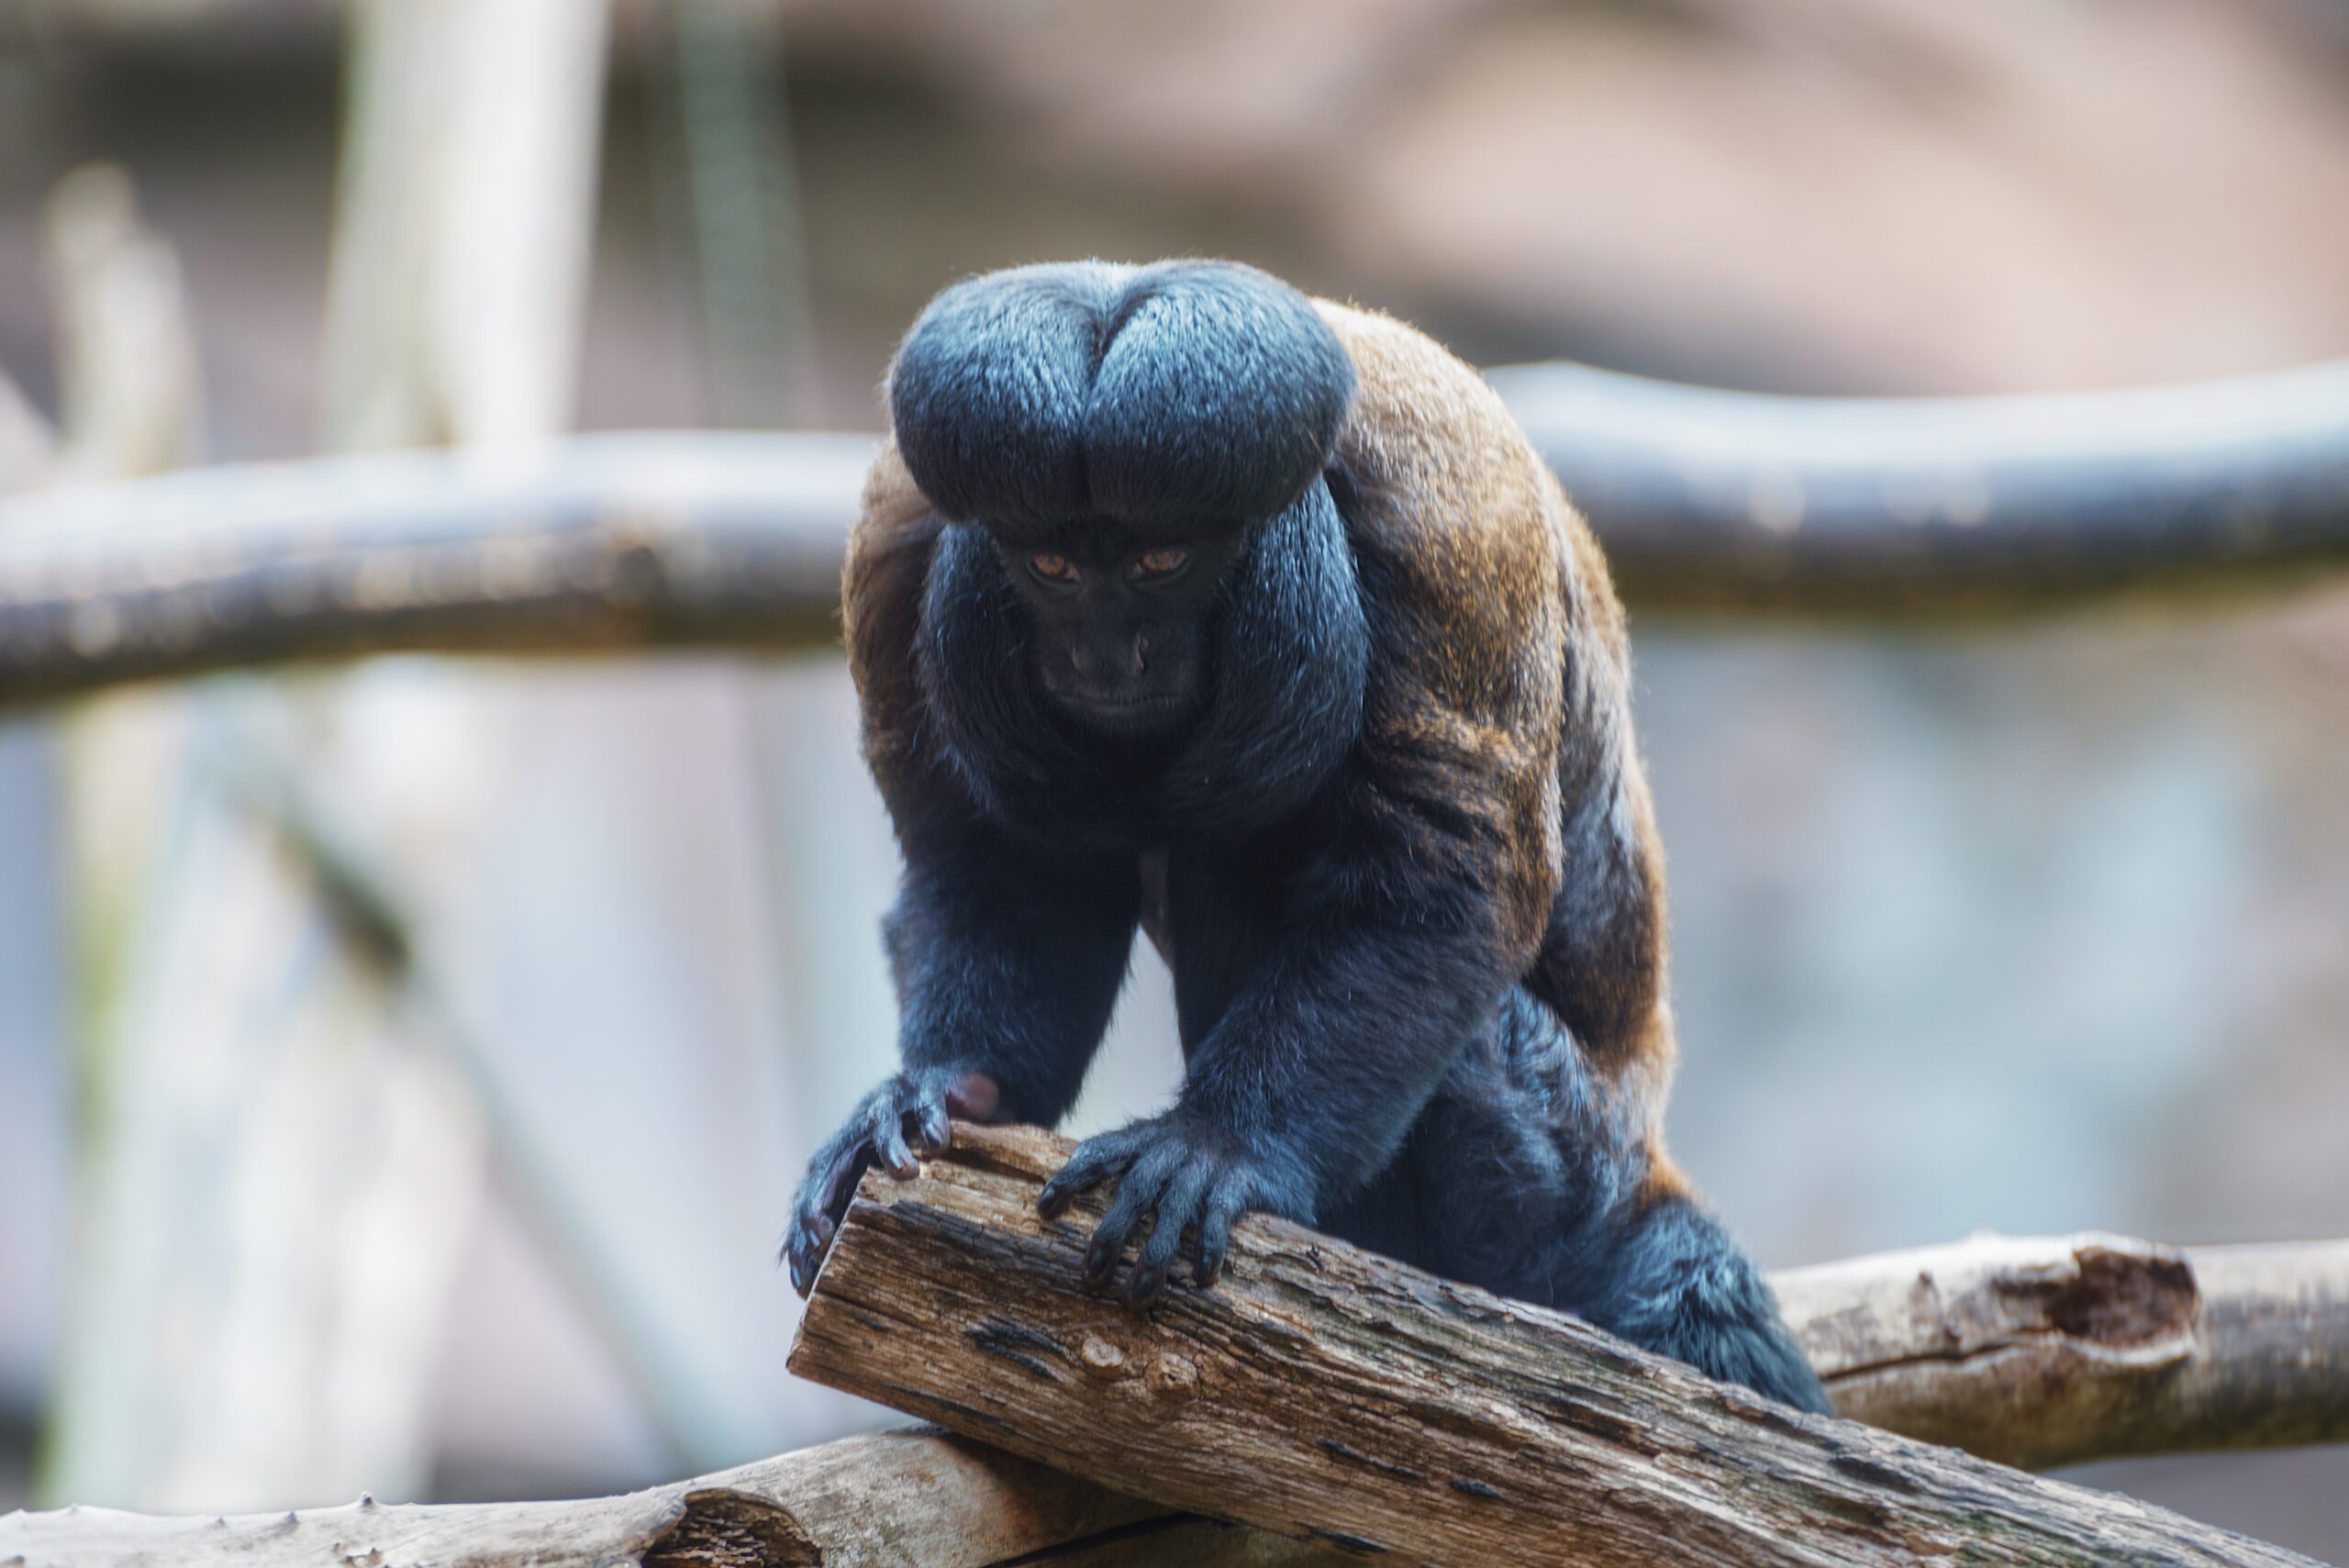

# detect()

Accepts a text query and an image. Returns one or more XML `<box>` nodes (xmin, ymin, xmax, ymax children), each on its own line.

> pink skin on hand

<box><xmin>945</xmin><ymin>1071</ymin><xmax>1001</xmax><ymax>1124</ymax></box>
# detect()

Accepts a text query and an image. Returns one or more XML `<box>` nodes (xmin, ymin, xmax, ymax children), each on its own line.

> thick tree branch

<box><xmin>6</xmin><ymin>1129</ymin><xmax>2341</xmax><ymax>1565</ymax></box>
<box><xmin>6</xmin><ymin>356</ymin><xmax>2349</xmax><ymax>707</ymax></box>
<box><xmin>1779</xmin><ymin>1232</ymin><xmax>2349</xmax><ymax>1471</ymax></box>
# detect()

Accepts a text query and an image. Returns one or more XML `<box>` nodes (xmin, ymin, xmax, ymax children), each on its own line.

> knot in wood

<box><xmin>1146</xmin><ymin>1352</ymin><xmax>1201</xmax><ymax>1401</ymax></box>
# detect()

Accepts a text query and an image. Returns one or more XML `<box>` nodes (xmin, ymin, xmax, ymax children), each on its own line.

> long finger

<box><xmin>1194</xmin><ymin>1187</ymin><xmax>1246</xmax><ymax>1288</ymax></box>
<box><xmin>1085</xmin><ymin>1146</ymin><xmax>1184</xmax><ymax>1288</ymax></box>
<box><xmin>811</xmin><ymin>1135</ymin><xmax>876</xmax><ymax>1218</ymax></box>
<box><xmin>873</xmin><ymin>1104</ymin><xmax>919</xmax><ymax>1178</ymax></box>
<box><xmin>911</xmin><ymin>1090</ymin><xmax>952</xmax><ymax>1155</ymax></box>
<box><xmin>783</xmin><ymin>1208</ymin><xmax>836</xmax><ymax>1296</ymax></box>
<box><xmin>1128</xmin><ymin>1160</ymin><xmax>1214</xmax><ymax>1307</ymax></box>
<box><xmin>1038</xmin><ymin>1136</ymin><xmax>1134</xmax><ymax>1219</ymax></box>
<box><xmin>785</xmin><ymin>1139</ymin><xmax>871</xmax><ymax>1295</ymax></box>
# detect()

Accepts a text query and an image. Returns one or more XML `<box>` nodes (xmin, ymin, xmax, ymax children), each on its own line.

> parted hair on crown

<box><xmin>887</xmin><ymin>259</ymin><xmax>1357</xmax><ymax>532</ymax></box>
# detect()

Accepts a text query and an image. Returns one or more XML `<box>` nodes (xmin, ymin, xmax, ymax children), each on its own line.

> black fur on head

<box><xmin>888</xmin><ymin>259</ymin><xmax>1356</xmax><ymax>533</ymax></box>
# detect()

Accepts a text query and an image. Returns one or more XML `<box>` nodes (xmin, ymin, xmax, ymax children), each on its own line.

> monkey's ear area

<box><xmin>1083</xmin><ymin>261</ymin><xmax>1356</xmax><ymax>528</ymax></box>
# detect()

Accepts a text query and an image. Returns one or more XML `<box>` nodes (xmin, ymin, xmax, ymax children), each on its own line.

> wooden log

<box><xmin>10</xmin><ymin>1183</ymin><xmax>2346</xmax><ymax>1565</ymax></box>
<box><xmin>788</xmin><ymin>1124</ymin><xmax>2322</xmax><ymax>1568</ymax></box>
<box><xmin>1780</xmin><ymin>1232</ymin><xmax>2349</xmax><ymax>1471</ymax></box>
<box><xmin>0</xmin><ymin>1428</ymin><xmax>1184</xmax><ymax>1568</ymax></box>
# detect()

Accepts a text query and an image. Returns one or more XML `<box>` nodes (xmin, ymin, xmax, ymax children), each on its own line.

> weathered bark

<box><xmin>0</xmin><ymin>1428</ymin><xmax>1206</xmax><ymax>1568</ymax></box>
<box><xmin>10</xmin><ymin>1149</ymin><xmax>2344</xmax><ymax>1565</ymax></box>
<box><xmin>6</xmin><ymin>353</ymin><xmax>2349</xmax><ymax>708</ymax></box>
<box><xmin>789</xmin><ymin>1124</ymin><xmax>2323</xmax><ymax>1568</ymax></box>
<box><xmin>1780</xmin><ymin>1232</ymin><xmax>2349</xmax><ymax>1471</ymax></box>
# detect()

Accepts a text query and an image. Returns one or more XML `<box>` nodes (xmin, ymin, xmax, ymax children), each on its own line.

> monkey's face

<box><xmin>993</xmin><ymin>523</ymin><xmax>1243</xmax><ymax>736</ymax></box>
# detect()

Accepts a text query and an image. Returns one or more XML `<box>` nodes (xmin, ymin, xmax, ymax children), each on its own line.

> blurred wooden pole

<box><xmin>1493</xmin><ymin>357</ymin><xmax>2349</xmax><ymax>615</ymax></box>
<box><xmin>32</xmin><ymin>161</ymin><xmax>284</xmax><ymax>1514</ymax></box>
<box><xmin>35</xmin><ymin>165</ymin><xmax>205</xmax><ymax>1002</ymax></box>
<box><xmin>42</xmin><ymin>166</ymin><xmax>206</xmax><ymax>483</ymax></box>
<box><xmin>7</xmin><ymin>342</ymin><xmax>2349</xmax><ymax>710</ymax></box>
<box><xmin>39</xmin><ymin>0</ymin><xmax>618</xmax><ymax>1512</ymax></box>
<box><xmin>0</xmin><ymin>371</ymin><xmax>59</xmax><ymax>496</ymax></box>
<box><xmin>321</xmin><ymin>0</ymin><xmax>609</xmax><ymax>449</ymax></box>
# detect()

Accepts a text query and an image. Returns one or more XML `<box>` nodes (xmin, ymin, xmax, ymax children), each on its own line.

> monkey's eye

<box><xmin>1029</xmin><ymin>551</ymin><xmax>1079</xmax><ymax>584</ymax></box>
<box><xmin>1134</xmin><ymin>547</ymin><xmax>1190</xmax><ymax>579</ymax></box>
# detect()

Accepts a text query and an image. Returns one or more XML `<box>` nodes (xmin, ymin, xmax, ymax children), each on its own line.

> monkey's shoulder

<box><xmin>1315</xmin><ymin>301</ymin><xmax>1589</xmax><ymax>735</ymax></box>
<box><xmin>842</xmin><ymin>439</ymin><xmax>947</xmax><ymax>784</ymax></box>
<box><xmin>1315</xmin><ymin>301</ymin><xmax>1562</xmax><ymax>540</ymax></box>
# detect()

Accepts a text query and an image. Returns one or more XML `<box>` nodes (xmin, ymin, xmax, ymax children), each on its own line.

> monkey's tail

<box><xmin>1580</xmin><ymin>1193</ymin><xmax>1831</xmax><ymax>1415</ymax></box>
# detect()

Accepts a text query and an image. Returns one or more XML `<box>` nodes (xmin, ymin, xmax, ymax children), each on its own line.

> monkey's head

<box><xmin>888</xmin><ymin>260</ymin><xmax>1355</xmax><ymax>737</ymax></box>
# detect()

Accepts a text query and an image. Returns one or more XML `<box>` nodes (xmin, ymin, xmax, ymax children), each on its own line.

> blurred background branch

<box><xmin>6</xmin><ymin>350</ymin><xmax>2349</xmax><ymax>712</ymax></box>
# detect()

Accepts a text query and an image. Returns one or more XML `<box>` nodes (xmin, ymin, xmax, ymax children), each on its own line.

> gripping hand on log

<box><xmin>784</xmin><ymin>1067</ymin><xmax>1000</xmax><ymax>1296</ymax></box>
<box><xmin>1037</xmin><ymin>1111</ymin><xmax>1316</xmax><ymax>1308</ymax></box>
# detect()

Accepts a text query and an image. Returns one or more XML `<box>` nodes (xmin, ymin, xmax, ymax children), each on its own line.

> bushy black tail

<box><xmin>1582</xmin><ymin>1194</ymin><xmax>1830</xmax><ymax>1414</ymax></box>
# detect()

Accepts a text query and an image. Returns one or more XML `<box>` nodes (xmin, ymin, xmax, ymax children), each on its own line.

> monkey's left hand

<box><xmin>1037</xmin><ymin>1112</ymin><xmax>1316</xmax><ymax>1307</ymax></box>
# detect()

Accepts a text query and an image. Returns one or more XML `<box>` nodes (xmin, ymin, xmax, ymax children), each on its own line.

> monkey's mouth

<box><xmin>1050</xmin><ymin>689</ymin><xmax>1195</xmax><ymax>734</ymax></box>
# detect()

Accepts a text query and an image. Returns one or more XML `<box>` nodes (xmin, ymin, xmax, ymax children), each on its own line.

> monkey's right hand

<box><xmin>783</xmin><ymin>1065</ymin><xmax>1001</xmax><ymax>1296</ymax></box>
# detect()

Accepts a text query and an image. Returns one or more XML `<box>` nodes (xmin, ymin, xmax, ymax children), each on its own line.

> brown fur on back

<box><xmin>1314</xmin><ymin>302</ymin><xmax>1675</xmax><ymax>1122</ymax></box>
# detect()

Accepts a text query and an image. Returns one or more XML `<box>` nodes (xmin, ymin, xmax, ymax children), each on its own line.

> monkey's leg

<box><xmin>1389</xmin><ymin>993</ymin><xmax>1828</xmax><ymax>1414</ymax></box>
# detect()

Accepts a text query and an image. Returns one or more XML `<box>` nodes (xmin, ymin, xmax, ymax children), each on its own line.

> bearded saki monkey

<box><xmin>784</xmin><ymin>259</ymin><xmax>1827</xmax><ymax>1414</ymax></box>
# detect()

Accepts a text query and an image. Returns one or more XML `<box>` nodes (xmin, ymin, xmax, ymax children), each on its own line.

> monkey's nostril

<box><xmin>1132</xmin><ymin>633</ymin><xmax>1151</xmax><ymax>673</ymax></box>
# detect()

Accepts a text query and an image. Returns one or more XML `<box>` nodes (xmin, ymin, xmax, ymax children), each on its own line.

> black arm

<box><xmin>785</xmin><ymin>812</ymin><xmax>1137</xmax><ymax>1295</ymax></box>
<box><xmin>1039</xmin><ymin>773</ymin><xmax>1531</xmax><ymax>1307</ymax></box>
<box><xmin>884</xmin><ymin>824</ymin><xmax>1141</xmax><ymax>1125</ymax></box>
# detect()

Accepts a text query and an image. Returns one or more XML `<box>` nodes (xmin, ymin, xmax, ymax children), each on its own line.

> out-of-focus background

<box><xmin>0</xmin><ymin>0</ymin><xmax>2344</xmax><ymax>1555</ymax></box>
